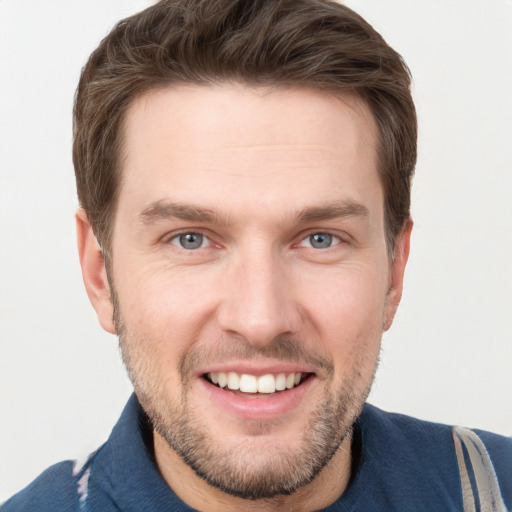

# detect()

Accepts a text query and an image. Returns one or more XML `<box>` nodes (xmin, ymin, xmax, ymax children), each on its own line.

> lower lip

<box><xmin>198</xmin><ymin>376</ymin><xmax>316</xmax><ymax>420</ymax></box>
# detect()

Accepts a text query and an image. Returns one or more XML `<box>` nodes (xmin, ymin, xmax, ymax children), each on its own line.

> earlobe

<box><xmin>76</xmin><ymin>209</ymin><xmax>116</xmax><ymax>334</ymax></box>
<box><xmin>384</xmin><ymin>218</ymin><xmax>413</xmax><ymax>331</ymax></box>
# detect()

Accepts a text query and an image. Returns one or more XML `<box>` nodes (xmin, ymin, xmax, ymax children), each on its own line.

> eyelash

<box><xmin>165</xmin><ymin>230</ymin><xmax>346</xmax><ymax>251</ymax></box>
<box><xmin>298</xmin><ymin>232</ymin><xmax>343</xmax><ymax>249</ymax></box>
<box><xmin>167</xmin><ymin>231</ymin><xmax>213</xmax><ymax>250</ymax></box>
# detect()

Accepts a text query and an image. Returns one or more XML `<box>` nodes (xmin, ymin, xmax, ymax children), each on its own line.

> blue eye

<box><xmin>310</xmin><ymin>233</ymin><xmax>332</xmax><ymax>248</ymax></box>
<box><xmin>301</xmin><ymin>233</ymin><xmax>340</xmax><ymax>249</ymax></box>
<box><xmin>172</xmin><ymin>232</ymin><xmax>207</xmax><ymax>250</ymax></box>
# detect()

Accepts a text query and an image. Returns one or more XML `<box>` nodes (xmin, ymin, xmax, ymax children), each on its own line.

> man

<box><xmin>2</xmin><ymin>0</ymin><xmax>510</xmax><ymax>510</ymax></box>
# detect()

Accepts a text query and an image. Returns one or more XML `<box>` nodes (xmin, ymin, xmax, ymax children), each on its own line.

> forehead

<box><xmin>118</xmin><ymin>84</ymin><xmax>381</xmax><ymax>223</ymax></box>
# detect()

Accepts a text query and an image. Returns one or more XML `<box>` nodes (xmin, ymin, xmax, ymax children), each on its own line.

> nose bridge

<box><xmin>218</xmin><ymin>239</ymin><xmax>299</xmax><ymax>347</ymax></box>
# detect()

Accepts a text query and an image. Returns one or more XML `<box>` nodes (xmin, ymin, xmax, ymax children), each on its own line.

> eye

<box><xmin>300</xmin><ymin>232</ymin><xmax>341</xmax><ymax>249</ymax></box>
<box><xmin>170</xmin><ymin>232</ymin><xmax>210</xmax><ymax>250</ymax></box>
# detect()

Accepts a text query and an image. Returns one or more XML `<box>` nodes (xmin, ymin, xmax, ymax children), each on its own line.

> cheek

<box><xmin>298</xmin><ymin>265</ymin><xmax>387</xmax><ymax>364</ymax></box>
<box><xmin>300</xmin><ymin>263</ymin><xmax>388</xmax><ymax>327</ymax></box>
<box><xmin>116</xmin><ymin>265</ymin><xmax>219</xmax><ymax>354</ymax></box>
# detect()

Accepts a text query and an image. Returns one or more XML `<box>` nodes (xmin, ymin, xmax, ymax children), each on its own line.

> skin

<box><xmin>77</xmin><ymin>84</ymin><xmax>411</xmax><ymax>511</ymax></box>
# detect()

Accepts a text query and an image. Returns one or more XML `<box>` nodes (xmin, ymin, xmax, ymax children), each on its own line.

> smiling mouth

<box><xmin>203</xmin><ymin>371</ymin><xmax>312</xmax><ymax>396</ymax></box>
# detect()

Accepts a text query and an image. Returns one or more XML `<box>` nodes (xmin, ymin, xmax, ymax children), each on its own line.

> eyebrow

<box><xmin>137</xmin><ymin>199</ymin><xmax>369</xmax><ymax>226</ymax></box>
<box><xmin>294</xmin><ymin>201</ymin><xmax>369</xmax><ymax>224</ymax></box>
<box><xmin>137</xmin><ymin>201</ymin><xmax>226</xmax><ymax>224</ymax></box>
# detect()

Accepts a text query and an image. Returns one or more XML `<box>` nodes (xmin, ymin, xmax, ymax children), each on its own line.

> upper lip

<box><xmin>196</xmin><ymin>361</ymin><xmax>317</xmax><ymax>377</ymax></box>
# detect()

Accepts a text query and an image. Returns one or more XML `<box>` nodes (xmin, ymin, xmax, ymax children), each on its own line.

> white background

<box><xmin>1</xmin><ymin>0</ymin><xmax>511</xmax><ymax>502</ymax></box>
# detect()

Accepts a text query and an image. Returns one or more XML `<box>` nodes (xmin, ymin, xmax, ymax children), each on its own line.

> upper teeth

<box><xmin>208</xmin><ymin>371</ymin><xmax>303</xmax><ymax>394</ymax></box>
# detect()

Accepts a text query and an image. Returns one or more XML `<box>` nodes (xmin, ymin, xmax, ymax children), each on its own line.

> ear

<box><xmin>76</xmin><ymin>209</ymin><xmax>116</xmax><ymax>334</ymax></box>
<box><xmin>383</xmin><ymin>218</ymin><xmax>413</xmax><ymax>331</ymax></box>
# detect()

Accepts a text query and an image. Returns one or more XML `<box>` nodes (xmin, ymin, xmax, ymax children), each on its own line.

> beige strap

<box><xmin>452</xmin><ymin>426</ymin><xmax>508</xmax><ymax>512</ymax></box>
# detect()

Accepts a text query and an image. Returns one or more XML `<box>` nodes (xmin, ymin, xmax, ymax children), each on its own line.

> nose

<box><xmin>217</xmin><ymin>245</ymin><xmax>302</xmax><ymax>348</ymax></box>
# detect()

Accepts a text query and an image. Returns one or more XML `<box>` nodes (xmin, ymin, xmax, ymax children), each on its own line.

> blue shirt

<box><xmin>3</xmin><ymin>394</ymin><xmax>511</xmax><ymax>511</ymax></box>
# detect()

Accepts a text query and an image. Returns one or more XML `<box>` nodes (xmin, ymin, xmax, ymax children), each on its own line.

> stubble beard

<box><xmin>139</xmin><ymin>369</ymin><xmax>362</xmax><ymax>500</ymax></box>
<box><xmin>112</xmin><ymin>290</ymin><xmax>377</xmax><ymax>500</ymax></box>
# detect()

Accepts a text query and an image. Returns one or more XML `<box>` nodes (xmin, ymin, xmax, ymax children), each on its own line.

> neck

<box><xmin>153</xmin><ymin>431</ymin><xmax>353</xmax><ymax>512</ymax></box>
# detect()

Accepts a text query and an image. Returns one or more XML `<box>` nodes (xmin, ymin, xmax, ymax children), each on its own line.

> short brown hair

<box><xmin>73</xmin><ymin>0</ymin><xmax>416</xmax><ymax>255</ymax></box>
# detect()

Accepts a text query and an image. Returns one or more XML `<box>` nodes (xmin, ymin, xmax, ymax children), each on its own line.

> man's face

<box><xmin>86</xmin><ymin>84</ymin><xmax>409</xmax><ymax>499</ymax></box>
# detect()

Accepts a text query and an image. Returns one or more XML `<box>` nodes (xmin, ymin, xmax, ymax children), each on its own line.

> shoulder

<box><xmin>355</xmin><ymin>404</ymin><xmax>512</xmax><ymax>509</ymax></box>
<box><xmin>359</xmin><ymin>403</ymin><xmax>458</xmax><ymax>455</ymax></box>
<box><xmin>456</xmin><ymin>425</ymin><xmax>512</xmax><ymax>508</ymax></box>
<box><xmin>357</xmin><ymin>404</ymin><xmax>462</xmax><ymax>481</ymax></box>
<box><xmin>362</xmin><ymin>403</ymin><xmax>511</xmax><ymax>451</ymax></box>
<box><xmin>1</xmin><ymin>444</ymin><xmax>105</xmax><ymax>512</ymax></box>
<box><xmin>361</xmin><ymin>404</ymin><xmax>511</xmax><ymax>471</ymax></box>
<box><xmin>1</xmin><ymin>461</ymin><xmax>78</xmax><ymax>512</ymax></box>
<box><xmin>473</xmin><ymin>426</ymin><xmax>512</xmax><ymax>462</ymax></box>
